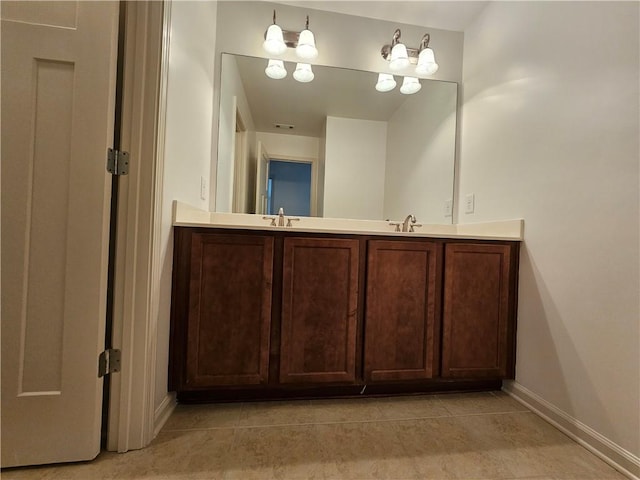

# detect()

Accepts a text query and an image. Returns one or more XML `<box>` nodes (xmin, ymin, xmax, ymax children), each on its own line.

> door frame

<box><xmin>106</xmin><ymin>0</ymin><xmax>169</xmax><ymax>452</ymax></box>
<box><xmin>265</xmin><ymin>154</ymin><xmax>319</xmax><ymax>217</ymax></box>
<box><xmin>232</xmin><ymin>109</ymin><xmax>248</xmax><ymax>213</ymax></box>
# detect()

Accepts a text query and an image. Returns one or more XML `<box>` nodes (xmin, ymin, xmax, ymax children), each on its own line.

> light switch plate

<box><xmin>444</xmin><ymin>199</ymin><xmax>453</xmax><ymax>217</ymax></box>
<box><xmin>465</xmin><ymin>193</ymin><xmax>475</xmax><ymax>214</ymax></box>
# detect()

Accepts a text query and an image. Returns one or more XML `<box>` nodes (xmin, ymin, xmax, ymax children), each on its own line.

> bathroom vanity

<box><xmin>169</xmin><ymin>203</ymin><xmax>523</xmax><ymax>402</ymax></box>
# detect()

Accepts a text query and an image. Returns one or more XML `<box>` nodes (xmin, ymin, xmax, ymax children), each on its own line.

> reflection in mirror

<box><xmin>216</xmin><ymin>53</ymin><xmax>458</xmax><ymax>224</ymax></box>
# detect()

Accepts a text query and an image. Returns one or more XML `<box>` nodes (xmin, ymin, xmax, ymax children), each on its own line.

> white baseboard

<box><xmin>153</xmin><ymin>392</ymin><xmax>177</xmax><ymax>437</ymax></box>
<box><xmin>503</xmin><ymin>380</ymin><xmax>639</xmax><ymax>480</ymax></box>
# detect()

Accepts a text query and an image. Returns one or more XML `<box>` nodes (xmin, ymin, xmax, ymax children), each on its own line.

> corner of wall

<box><xmin>504</xmin><ymin>381</ymin><xmax>640</xmax><ymax>480</ymax></box>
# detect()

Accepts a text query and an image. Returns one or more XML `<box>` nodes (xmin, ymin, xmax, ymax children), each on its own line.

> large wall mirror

<box><xmin>216</xmin><ymin>53</ymin><xmax>458</xmax><ymax>224</ymax></box>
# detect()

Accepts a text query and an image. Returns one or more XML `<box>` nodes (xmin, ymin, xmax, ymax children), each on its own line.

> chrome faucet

<box><xmin>263</xmin><ymin>207</ymin><xmax>300</xmax><ymax>227</ymax></box>
<box><xmin>402</xmin><ymin>214</ymin><xmax>416</xmax><ymax>232</ymax></box>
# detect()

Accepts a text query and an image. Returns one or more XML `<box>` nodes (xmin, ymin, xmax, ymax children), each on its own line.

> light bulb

<box><xmin>263</xmin><ymin>24</ymin><xmax>287</xmax><ymax>55</ymax></box>
<box><xmin>375</xmin><ymin>73</ymin><xmax>396</xmax><ymax>92</ymax></box>
<box><xmin>416</xmin><ymin>47</ymin><xmax>438</xmax><ymax>75</ymax></box>
<box><xmin>400</xmin><ymin>76</ymin><xmax>421</xmax><ymax>95</ymax></box>
<box><xmin>293</xmin><ymin>63</ymin><xmax>314</xmax><ymax>83</ymax></box>
<box><xmin>265</xmin><ymin>59</ymin><xmax>287</xmax><ymax>79</ymax></box>
<box><xmin>296</xmin><ymin>29</ymin><xmax>318</xmax><ymax>59</ymax></box>
<box><xmin>389</xmin><ymin>43</ymin><xmax>410</xmax><ymax>71</ymax></box>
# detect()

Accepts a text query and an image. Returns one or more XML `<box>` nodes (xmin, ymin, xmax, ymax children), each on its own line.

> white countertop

<box><xmin>172</xmin><ymin>201</ymin><xmax>524</xmax><ymax>241</ymax></box>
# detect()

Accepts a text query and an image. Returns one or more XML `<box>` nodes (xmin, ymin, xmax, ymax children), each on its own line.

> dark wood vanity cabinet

<box><xmin>364</xmin><ymin>240</ymin><xmax>442</xmax><ymax>382</ymax></box>
<box><xmin>441</xmin><ymin>243</ymin><xmax>518</xmax><ymax>379</ymax></box>
<box><xmin>279</xmin><ymin>237</ymin><xmax>361</xmax><ymax>384</ymax></box>
<box><xmin>169</xmin><ymin>230</ymin><xmax>274</xmax><ymax>389</ymax></box>
<box><xmin>170</xmin><ymin>227</ymin><xmax>519</xmax><ymax>399</ymax></box>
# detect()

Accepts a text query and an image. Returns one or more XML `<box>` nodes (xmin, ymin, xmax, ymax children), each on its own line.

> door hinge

<box><xmin>98</xmin><ymin>348</ymin><xmax>121</xmax><ymax>377</ymax></box>
<box><xmin>107</xmin><ymin>148</ymin><xmax>129</xmax><ymax>175</ymax></box>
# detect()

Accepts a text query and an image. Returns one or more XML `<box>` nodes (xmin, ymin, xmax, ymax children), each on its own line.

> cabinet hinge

<box><xmin>98</xmin><ymin>348</ymin><xmax>121</xmax><ymax>377</ymax></box>
<box><xmin>107</xmin><ymin>148</ymin><xmax>129</xmax><ymax>175</ymax></box>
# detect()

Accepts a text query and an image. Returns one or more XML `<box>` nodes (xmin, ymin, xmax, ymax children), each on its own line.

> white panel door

<box><xmin>1</xmin><ymin>1</ymin><xmax>119</xmax><ymax>467</ymax></box>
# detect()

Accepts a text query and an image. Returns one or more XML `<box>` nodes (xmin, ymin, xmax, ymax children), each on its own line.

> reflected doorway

<box><xmin>267</xmin><ymin>160</ymin><xmax>312</xmax><ymax>216</ymax></box>
<box><xmin>255</xmin><ymin>141</ymin><xmax>318</xmax><ymax>216</ymax></box>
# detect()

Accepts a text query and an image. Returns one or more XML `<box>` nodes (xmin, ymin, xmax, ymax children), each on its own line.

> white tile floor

<box><xmin>2</xmin><ymin>391</ymin><xmax>627</xmax><ymax>479</ymax></box>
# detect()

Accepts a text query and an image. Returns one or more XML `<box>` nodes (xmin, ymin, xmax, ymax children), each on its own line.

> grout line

<box><xmin>161</xmin><ymin>408</ymin><xmax>532</xmax><ymax>433</ymax></box>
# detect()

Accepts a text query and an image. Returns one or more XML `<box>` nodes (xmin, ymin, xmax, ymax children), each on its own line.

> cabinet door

<box><xmin>442</xmin><ymin>243</ymin><xmax>515</xmax><ymax>378</ymax></box>
<box><xmin>279</xmin><ymin>237</ymin><xmax>360</xmax><ymax>384</ymax></box>
<box><xmin>186</xmin><ymin>232</ymin><xmax>274</xmax><ymax>387</ymax></box>
<box><xmin>364</xmin><ymin>240</ymin><xmax>442</xmax><ymax>382</ymax></box>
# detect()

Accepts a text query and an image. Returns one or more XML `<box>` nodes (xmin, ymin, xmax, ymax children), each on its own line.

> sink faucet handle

<box><xmin>286</xmin><ymin>217</ymin><xmax>301</xmax><ymax>227</ymax></box>
<box><xmin>389</xmin><ymin>222</ymin><xmax>401</xmax><ymax>232</ymax></box>
<box><xmin>410</xmin><ymin>223</ymin><xmax>422</xmax><ymax>232</ymax></box>
<box><xmin>262</xmin><ymin>216</ymin><xmax>277</xmax><ymax>227</ymax></box>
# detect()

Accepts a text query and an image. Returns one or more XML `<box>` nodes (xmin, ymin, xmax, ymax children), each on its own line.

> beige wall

<box><xmin>324</xmin><ymin>116</ymin><xmax>387</xmax><ymax>220</ymax></box>
<box><xmin>459</xmin><ymin>1</ymin><xmax>639</xmax><ymax>456</ymax></box>
<box><xmin>384</xmin><ymin>81</ymin><xmax>457</xmax><ymax>224</ymax></box>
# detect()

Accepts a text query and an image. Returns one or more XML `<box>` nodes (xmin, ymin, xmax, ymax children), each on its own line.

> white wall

<box><xmin>255</xmin><ymin>131</ymin><xmax>320</xmax><ymax>160</ymax></box>
<box><xmin>384</xmin><ymin>81</ymin><xmax>457</xmax><ymax>224</ymax></box>
<box><xmin>459</xmin><ymin>0</ymin><xmax>639</xmax><ymax>458</ymax></box>
<box><xmin>156</xmin><ymin>1</ymin><xmax>217</xmax><ymax>410</ymax></box>
<box><xmin>216</xmin><ymin>54</ymin><xmax>255</xmax><ymax>212</ymax></box>
<box><xmin>324</xmin><ymin>116</ymin><xmax>387</xmax><ymax>219</ymax></box>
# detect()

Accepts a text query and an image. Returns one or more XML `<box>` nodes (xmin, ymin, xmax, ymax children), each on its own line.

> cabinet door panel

<box><xmin>186</xmin><ymin>233</ymin><xmax>273</xmax><ymax>387</ymax></box>
<box><xmin>280</xmin><ymin>238</ymin><xmax>359</xmax><ymax>384</ymax></box>
<box><xmin>442</xmin><ymin>243</ymin><xmax>512</xmax><ymax>378</ymax></box>
<box><xmin>364</xmin><ymin>241</ymin><xmax>441</xmax><ymax>382</ymax></box>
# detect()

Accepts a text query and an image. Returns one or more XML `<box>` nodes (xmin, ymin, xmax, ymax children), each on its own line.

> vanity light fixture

<box><xmin>293</xmin><ymin>63</ymin><xmax>314</xmax><ymax>83</ymax></box>
<box><xmin>263</xmin><ymin>11</ymin><xmax>287</xmax><ymax>55</ymax></box>
<box><xmin>381</xmin><ymin>29</ymin><xmax>439</xmax><ymax>76</ymax></box>
<box><xmin>375</xmin><ymin>73</ymin><xmax>396</xmax><ymax>92</ymax></box>
<box><xmin>265</xmin><ymin>59</ymin><xmax>287</xmax><ymax>79</ymax></box>
<box><xmin>263</xmin><ymin>11</ymin><xmax>319</xmax><ymax>81</ymax></box>
<box><xmin>295</xmin><ymin>16</ymin><xmax>318</xmax><ymax>59</ymax></box>
<box><xmin>400</xmin><ymin>76</ymin><xmax>421</xmax><ymax>94</ymax></box>
<box><xmin>415</xmin><ymin>34</ymin><xmax>438</xmax><ymax>75</ymax></box>
<box><xmin>263</xmin><ymin>11</ymin><xmax>319</xmax><ymax>59</ymax></box>
<box><xmin>387</xmin><ymin>29</ymin><xmax>410</xmax><ymax>71</ymax></box>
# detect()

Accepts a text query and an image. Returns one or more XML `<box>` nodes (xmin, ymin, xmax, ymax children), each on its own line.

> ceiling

<box><xmin>274</xmin><ymin>1</ymin><xmax>489</xmax><ymax>32</ymax></box>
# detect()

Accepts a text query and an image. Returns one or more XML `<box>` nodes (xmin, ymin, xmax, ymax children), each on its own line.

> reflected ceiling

<box><xmin>234</xmin><ymin>55</ymin><xmax>452</xmax><ymax>138</ymax></box>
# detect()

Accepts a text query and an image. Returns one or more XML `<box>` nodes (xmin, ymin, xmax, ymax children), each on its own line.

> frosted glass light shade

<box><xmin>389</xmin><ymin>43</ymin><xmax>410</xmax><ymax>71</ymax></box>
<box><xmin>293</xmin><ymin>63</ymin><xmax>314</xmax><ymax>82</ymax></box>
<box><xmin>400</xmin><ymin>76</ymin><xmax>421</xmax><ymax>95</ymax></box>
<box><xmin>263</xmin><ymin>24</ymin><xmax>287</xmax><ymax>55</ymax></box>
<box><xmin>416</xmin><ymin>47</ymin><xmax>439</xmax><ymax>75</ymax></box>
<box><xmin>375</xmin><ymin>73</ymin><xmax>396</xmax><ymax>92</ymax></box>
<box><xmin>265</xmin><ymin>59</ymin><xmax>287</xmax><ymax>79</ymax></box>
<box><xmin>296</xmin><ymin>29</ymin><xmax>318</xmax><ymax>59</ymax></box>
